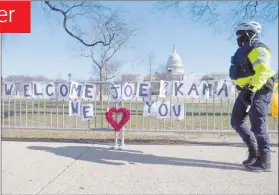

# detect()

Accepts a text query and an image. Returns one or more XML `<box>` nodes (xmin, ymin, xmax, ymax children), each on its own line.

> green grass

<box><xmin>1</xmin><ymin>98</ymin><xmax>278</xmax><ymax>131</ymax></box>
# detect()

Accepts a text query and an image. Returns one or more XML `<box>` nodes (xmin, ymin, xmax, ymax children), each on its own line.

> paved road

<box><xmin>2</xmin><ymin>141</ymin><xmax>278</xmax><ymax>194</ymax></box>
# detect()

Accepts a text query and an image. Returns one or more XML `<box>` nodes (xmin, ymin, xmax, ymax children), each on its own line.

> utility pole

<box><xmin>148</xmin><ymin>52</ymin><xmax>155</xmax><ymax>82</ymax></box>
<box><xmin>147</xmin><ymin>52</ymin><xmax>155</xmax><ymax>100</ymax></box>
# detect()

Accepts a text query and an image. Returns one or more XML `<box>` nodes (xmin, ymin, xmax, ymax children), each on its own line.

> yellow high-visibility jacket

<box><xmin>230</xmin><ymin>40</ymin><xmax>276</xmax><ymax>92</ymax></box>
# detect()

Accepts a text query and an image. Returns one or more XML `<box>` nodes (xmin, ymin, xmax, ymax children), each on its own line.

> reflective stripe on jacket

<box><xmin>232</xmin><ymin>40</ymin><xmax>276</xmax><ymax>92</ymax></box>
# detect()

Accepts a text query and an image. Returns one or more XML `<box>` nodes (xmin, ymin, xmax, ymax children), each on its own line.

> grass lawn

<box><xmin>1</xmin><ymin>97</ymin><xmax>278</xmax><ymax>131</ymax></box>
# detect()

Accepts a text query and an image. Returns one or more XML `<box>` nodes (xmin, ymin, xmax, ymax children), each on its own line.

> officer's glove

<box><xmin>236</xmin><ymin>85</ymin><xmax>243</xmax><ymax>91</ymax></box>
<box><xmin>241</xmin><ymin>88</ymin><xmax>255</xmax><ymax>107</ymax></box>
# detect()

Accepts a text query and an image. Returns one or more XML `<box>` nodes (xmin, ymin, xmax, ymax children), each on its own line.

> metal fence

<box><xmin>1</xmin><ymin>81</ymin><xmax>278</xmax><ymax>133</ymax></box>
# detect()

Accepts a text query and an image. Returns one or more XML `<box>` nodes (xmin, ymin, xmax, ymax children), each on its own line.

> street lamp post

<box><xmin>68</xmin><ymin>74</ymin><xmax>72</xmax><ymax>83</ymax></box>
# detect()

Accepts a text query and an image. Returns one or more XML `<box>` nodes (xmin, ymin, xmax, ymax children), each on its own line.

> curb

<box><xmin>2</xmin><ymin>137</ymin><xmax>279</xmax><ymax>148</ymax></box>
<box><xmin>2</xmin><ymin>129</ymin><xmax>278</xmax><ymax>147</ymax></box>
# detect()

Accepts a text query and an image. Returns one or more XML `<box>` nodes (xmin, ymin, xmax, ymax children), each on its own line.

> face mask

<box><xmin>236</xmin><ymin>36</ymin><xmax>245</xmax><ymax>47</ymax></box>
<box><xmin>236</xmin><ymin>31</ymin><xmax>258</xmax><ymax>47</ymax></box>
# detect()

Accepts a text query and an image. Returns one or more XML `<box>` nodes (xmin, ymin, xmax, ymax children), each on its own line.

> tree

<box><xmin>81</xmin><ymin>45</ymin><xmax>125</xmax><ymax>101</ymax></box>
<box><xmin>78</xmin><ymin>10</ymin><xmax>135</xmax><ymax>100</ymax></box>
<box><xmin>81</xmin><ymin>45</ymin><xmax>125</xmax><ymax>82</ymax></box>
<box><xmin>156</xmin><ymin>1</ymin><xmax>278</xmax><ymax>34</ymax></box>
<box><xmin>154</xmin><ymin>64</ymin><xmax>169</xmax><ymax>81</ymax></box>
<box><xmin>43</xmin><ymin>2</ymin><xmax>136</xmax><ymax>100</ymax></box>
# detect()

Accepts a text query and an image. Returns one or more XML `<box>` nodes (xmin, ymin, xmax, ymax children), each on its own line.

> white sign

<box><xmin>136</xmin><ymin>81</ymin><xmax>151</xmax><ymax>98</ymax></box>
<box><xmin>69</xmin><ymin>100</ymin><xmax>81</xmax><ymax>116</ymax></box>
<box><xmin>122</xmin><ymin>83</ymin><xmax>135</xmax><ymax>100</ymax></box>
<box><xmin>3</xmin><ymin>82</ymin><xmax>15</xmax><ymax>97</ymax></box>
<box><xmin>57</xmin><ymin>83</ymin><xmax>69</xmax><ymax>100</ymax></box>
<box><xmin>22</xmin><ymin>83</ymin><xmax>32</xmax><ymax>99</ymax></box>
<box><xmin>69</xmin><ymin>81</ymin><xmax>83</xmax><ymax>100</ymax></box>
<box><xmin>143</xmin><ymin>100</ymin><xmax>160</xmax><ymax>117</ymax></box>
<box><xmin>82</xmin><ymin>83</ymin><xmax>97</xmax><ymax>101</ymax></box>
<box><xmin>185</xmin><ymin>82</ymin><xmax>201</xmax><ymax>98</ymax></box>
<box><xmin>172</xmin><ymin>81</ymin><xmax>185</xmax><ymax>98</ymax></box>
<box><xmin>81</xmin><ymin>104</ymin><xmax>94</xmax><ymax>121</ymax></box>
<box><xmin>32</xmin><ymin>82</ymin><xmax>44</xmax><ymax>98</ymax></box>
<box><xmin>159</xmin><ymin>80</ymin><xmax>172</xmax><ymax>98</ymax></box>
<box><xmin>2</xmin><ymin>80</ymin><xmax>236</xmax><ymax>100</ymax></box>
<box><xmin>1</xmin><ymin>79</ymin><xmax>238</xmax><ymax>122</ymax></box>
<box><xmin>43</xmin><ymin>82</ymin><xmax>56</xmax><ymax>98</ymax></box>
<box><xmin>109</xmin><ymin>84</ymin><xmax>122</xmax><ymax>102</ymax></box>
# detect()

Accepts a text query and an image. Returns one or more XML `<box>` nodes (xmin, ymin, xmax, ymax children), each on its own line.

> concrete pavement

<box><xmin>2</xmin><ymin>141</ymin><xmax>278</xmax><ymax>194</ymax></box>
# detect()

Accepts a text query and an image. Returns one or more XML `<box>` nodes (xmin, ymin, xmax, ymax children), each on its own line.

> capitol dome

<box><xmin>166</xmin><ymin>45</ymin><xmax>184</xmax><ymax>75</ymax></box>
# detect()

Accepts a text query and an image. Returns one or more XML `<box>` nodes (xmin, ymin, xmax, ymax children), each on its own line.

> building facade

<box><xmin>121</xmin><ymin>73</ymin><xmax>144</xmax><ymax>83</ymax></box>
<box><xmin>202</xmin><ymin>73</ymin><xmax>230</xmax><ymax>81</ymax></box>
<box><xmin>120</xmin><ymin>45</ymin><xmax>230</xmax><ymax>84</ymax></box>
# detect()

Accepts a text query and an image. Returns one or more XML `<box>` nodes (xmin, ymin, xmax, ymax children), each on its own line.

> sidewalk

<box><xmin>2</xmin><ymin>141</ymin><xmax>278</xmax><ymax>194</ymax></box>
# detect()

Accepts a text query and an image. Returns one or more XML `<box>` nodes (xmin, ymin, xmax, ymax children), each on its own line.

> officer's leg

<box><xmin>246</xmin><ymin>88</ymin><xmax>272</xmax><ymax>172</ymax></box>
<box><xmin>231</xmin><ymin>94</ymin><xmax>258</xmax><ymax>165</ymax></box>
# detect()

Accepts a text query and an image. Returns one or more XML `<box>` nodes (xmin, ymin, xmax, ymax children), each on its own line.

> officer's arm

<box><xmin>247</xmin><ymin>47</ymin><xmax>272</xmax><ymax>92</ymax></box>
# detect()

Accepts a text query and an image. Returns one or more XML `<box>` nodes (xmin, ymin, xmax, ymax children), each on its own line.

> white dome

<box><xmin>166</xmin><ymin>45</ymin><xmax>184</xmax><ymax>74</ymax></box>
<box><xmin>167</xmin><ymin>52</ymin><xmax>182</xmax><ymax>66</ymax></box>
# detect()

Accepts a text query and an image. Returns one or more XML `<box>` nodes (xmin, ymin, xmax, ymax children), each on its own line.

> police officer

<box><xmin>229</xmin><ymin>21</ymin><xmax>276</xmax><ymax>172</ymax></box>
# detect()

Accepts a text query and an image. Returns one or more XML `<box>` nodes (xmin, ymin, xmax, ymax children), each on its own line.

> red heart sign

<box><xmin>105</xmin><ymin>107</ymin><xmax>130</xmax><ymax>132</ymax></box>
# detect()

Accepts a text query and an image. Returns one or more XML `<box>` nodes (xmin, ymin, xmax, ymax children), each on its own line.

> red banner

<box><xmin>0</xmin><ymin>0</ymin><xmax>31</xmax><ymax>33</ymax></box>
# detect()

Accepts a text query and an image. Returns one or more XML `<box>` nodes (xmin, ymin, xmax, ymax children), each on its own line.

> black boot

<box><xmin>242</xmin><ymin>144</ymin><xmax>258</xmax><ymax>166</ymax></box>
<box><xmin>246</xmin><ymin>151</ymin><xmax>271</xmax><ymax>172</ymax></box>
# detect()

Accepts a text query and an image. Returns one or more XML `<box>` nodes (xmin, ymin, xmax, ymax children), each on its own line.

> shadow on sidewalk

<box><xmin>27</xmin><ymin>145</ymin><xmax>251</xmax><ymax>172</ymax></box>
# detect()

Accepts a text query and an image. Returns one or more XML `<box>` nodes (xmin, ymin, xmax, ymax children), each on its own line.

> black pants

<box><xmin>230</xmin><ymin>86</ymin><xmax>273</xmax><ymax>153</ymax></box>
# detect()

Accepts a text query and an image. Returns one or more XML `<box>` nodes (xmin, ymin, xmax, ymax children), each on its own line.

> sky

<box><xmin>2</xmin><ymin>1</ymin><xmax>278</xmax><ymax>81</ymax></box>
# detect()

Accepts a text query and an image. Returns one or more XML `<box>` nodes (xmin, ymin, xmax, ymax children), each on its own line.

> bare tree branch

<box><xmin>81</xmin><ymin>48</ymin><xmax>101</xmax><ymax>69</ymax></box>
<box><xmin>104</xmin><ymin>37</ymin><xmax>131</xmax><ymax>63</ymax></box>
<box><xmin>104</xmin><ymin>60</ymin><xmax>123</xmax><ymax>81</ymax></box>
<box><xmin>44</xmin><ymin>1</ymin><xmax>115</xmax><ymax>47</ymax></box>
<box><xmin>152</xmin><ymin>63</ymin><xmax>170</xmax><ymax>81</ymax></box>
<box><xmin>156</xmin><ymin>1</ymin><xmax>278</xmax><ymax>33</ymax></box>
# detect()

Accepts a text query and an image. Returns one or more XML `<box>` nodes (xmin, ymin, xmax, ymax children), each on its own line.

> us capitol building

<box><xmin>166</xmin><ymin>45</ymin><xmax>185</xmax><ymax>81</ymax></box>
<box><xmin>121</xmin><ymin>45</ymin><xmax>229</xmax><ymax>82</ymax></box>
